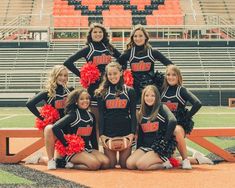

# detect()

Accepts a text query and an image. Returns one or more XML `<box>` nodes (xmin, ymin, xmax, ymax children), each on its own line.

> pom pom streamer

<box><xmin>123</xmin><ymin>69</ymin><xmax>134</xmax><ymax>87</ymax></box>
<box><xmin>151</xmin><ymin>135</ymin><xmax>177</xmax><ymax>159</ymax></box>
<box><xmin>80</xmin><ymin>63</ymin><xmax>101</xmax><ymax>88</ymax></box>
<box><xmin>153</xmin><ymin>71</ymin><xmax>165</xmax><ymax>92</ymax></box>
<box><xmin>35</xmin><ymin>104</ymin><xmax>60</xmax><ymax>130</ymax></box>
<box><xmin>55</xmin><ymin>134</ymin><xmax>85</xmax><ymax>157</ymax></box>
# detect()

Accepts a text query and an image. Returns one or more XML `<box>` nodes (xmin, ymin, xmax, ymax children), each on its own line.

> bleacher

<box><xmin>53</xmin><ymin>0</ymin><xmax>184</xmax><ymax>27</ymax></box>
<box><xmin>199</xmin><ymin>0</ymin><xmax>235</xmax><ymax>24</ymax></box>
<box><xmin>1</xmin><ymin>42</ymin><xmax>235</xmax><ymax>94</ymax></box>
<box><xmin>0</xmin><ymin>0</ymin><xmax>235</xmax><ymax>105</ymax></box>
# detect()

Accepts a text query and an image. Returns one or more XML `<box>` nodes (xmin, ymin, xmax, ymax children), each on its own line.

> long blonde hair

<box><xmin>44</xmin><ymin>65</ymin><xmax>68</xmax><ymax>98</ymax></box>
<box><xmin>138</xmin><ymin>85</ymin><xmax>161</xmax><ymax>123</ymax></box>
<box><xmin>94</xmin><ymin>62</ymin><xmax>124</xmax><ymax>98</ymax></box>
<box><xmin>125</xmin><ymin>24</ymin><xmax>151</xmax><ymax>52</ymax></box>
<box><xmin>162</xmin><ymin>64</ymin><xmax>183</xmax><ymax>92</ymax></box>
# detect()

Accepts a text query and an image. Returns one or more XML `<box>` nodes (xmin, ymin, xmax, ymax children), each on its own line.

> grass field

<box><xmin>0</xmin><ymin>106</ymin><xmax>234</xmax><ymax>155</ymax></box>
<box><xmin>0</xmin><ymin>106</ymin><xmax>235</xmax><ymax>186</ymax></box>
<box><xmin>0</xmin><ymin>170</ymin><xmax>34</xmax><ymax>185</ymax></box>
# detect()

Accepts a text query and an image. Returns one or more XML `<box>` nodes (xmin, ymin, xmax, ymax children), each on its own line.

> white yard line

<box><xmin>0</xmin><ymin>114</ymin><xmax>18</xmax><ymax>121</ymax></box>
<box><xmin>186</xmin><ymin>146</ymin><xmax>204</xmax><ymax>155</ymax></box>
<box><xmin>0</xmin><ymin>114</ymin><xmax>31</xmax><ymax>116</ymax></box>
<box><xmin>197</xmin><ymin>112</ymin><xmax>235</xmax><ymax>115</ymax></box>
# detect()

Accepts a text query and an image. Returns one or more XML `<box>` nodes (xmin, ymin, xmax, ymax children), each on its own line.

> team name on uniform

<box><xmin>131</xmin><ymin>60</ymin><xmax>151</xmax><ymax>72</ymax></box>
<box><xmin>93</xmin><ymin>54</ymin><xmax>111</xmax><ymax>66</ymax></box>
<box><xmin>164</xmin><ymin>101</ymin><xmax>178</xmax><ymax>111</ymax></box>
<box><xmin>141</xmin><ymin>121</ymin><xmax>159</xmax><ymax>133</ymax></box>
<box><xmin>55</xmin><ymin>98</ymin><xmax>67</xmax><ymax>109</ymax></box>
<box><xmin>76</xmin><ymin>125</ymin><xmax>93</xmax><ymax>136</ymax></box>
<box><xmin>106</xmin><ymin>98</ymin><xmax>128</xmax><ymax>109</ymax></box>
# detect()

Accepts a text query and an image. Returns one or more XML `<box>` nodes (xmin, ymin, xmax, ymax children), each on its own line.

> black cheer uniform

<box><xmin>161</xmin><ymin>85</ymin><xmax>202</xmax><ymax>134</ymax></box>
<box><xmin>52</xmin><ymin>108</ymin><xmax>98</xmax><ymax>162</ymax></box>
<box><xmin>118</xmin><ymin>46</ymin><xmax>172</xmax><ymax>103</ymax></box>
<box><xmin>26</xmin><ymin>85</ymin><xmax>72</xmax><ymax>119</ymax></box>
<box><xmin>64</xmin><ymin>41</ymin><xmax>121</xmax><ymax>100</ymax></box>
<box><xmin>138</xmin><ymin>104</ymin><xmax>177</xmax><ymax>161</ymax></box>
<box><xmin>98</xmin><ymin>85</ymin><xmax>137</xmax><ymax>137</ymax></box>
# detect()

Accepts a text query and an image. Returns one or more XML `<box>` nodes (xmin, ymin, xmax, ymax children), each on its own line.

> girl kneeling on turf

<box><xmin>52</xmin><ymin>89</ymin><xmax>110</xmax><ymax>170</ymax></box>
<box><xmin>126</xmin><ymin>85</ymin><xmax>177</xmax><ymax>170</ymax></box>
<box><xmin>95</xmin><ymin>62</ymin><xmax>137</xmax><ymax>168</ymax></box>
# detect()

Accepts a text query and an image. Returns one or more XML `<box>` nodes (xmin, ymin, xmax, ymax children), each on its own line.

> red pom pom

<box><xmin>123</xmin><ymin>69</ymin><xmax>134</xmax><ymax>87</ymax></box>
<box><xmin>35</xmin><ymin>104</ymin><xmax>60</xmax><ymax>130</ymax></box>
<box><xmin>80</xmin><ymin>62</ymin><xmax>101</xmax><ymax>88</ymax></box>
<box><xmin>55</xmin><ymin>134</ymin><xmax>85</xmax><ymax>157</ymax></box>
<box><xmin>169</xmin><ymin>157</ymin><xmax>180</xmax><ymax>168</ymax></box>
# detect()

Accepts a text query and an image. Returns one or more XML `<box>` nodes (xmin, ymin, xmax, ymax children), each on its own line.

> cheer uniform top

<box><xmin>52</xmin><ymin>108</ymin><xmax>98</xmax><ymax>159</ymax></box>
<box><xmin>137</xmin><ymin>104</ymin><xmax>176</xmax><ymax>149</ymax></box>
<box><xmin>98</xmin><ymin>84</ymin><xmax>137</xmax><ymax>137</ymax></box>
<box><xmin>64</xmin><ymin>41</ymin><xmax>121</xmax><ymax>100</ymax></box>
<box><xmin>26</xmin><ymin>85</ymin><xmax>72</xmax><ymax>119</ymax></box>
<box><xmin>118</xmin><ymin>45</ymin><xmax>172</xmax><ymax>103</ymax></box>
<box><xmin>161</xmin><ymin>85</ymin><xmax>202</xmax><ymax>133</ymax></box>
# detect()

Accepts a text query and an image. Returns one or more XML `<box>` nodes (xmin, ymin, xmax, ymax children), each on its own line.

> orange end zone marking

<box><xmin>187</xmin><ymin>128</ymin><xmax>235</xmax><ymax>162</ymax></box>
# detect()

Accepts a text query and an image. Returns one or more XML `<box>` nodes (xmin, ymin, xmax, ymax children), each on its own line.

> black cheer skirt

<box><xmin>176</xmin><ymin>108</ymin><xmax>194</xmax><ymax>134</ymax></box>
<box><xmin>151</xmin><ymin>134</ymin><xmax>177</xmax><ymax>159</ymax></box>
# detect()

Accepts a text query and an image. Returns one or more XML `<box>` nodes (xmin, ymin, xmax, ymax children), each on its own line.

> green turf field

<box><xmin>0</xmin><ymin>169</ymin><xmax>34</xmax><ymax>185</ymax></box>
<box><xmin>0</xmin><ymin>106</ymin><xmax>234</xmax><ymax>185</ymax></box>
<box><xmin>0</xmin><ymin>106</ymin><xmax>234</xmax><ymax>128</ymax></box>
<box><xmin>0</xmin><ymin>106</ymin><xmax>234</xmax><ymax>155</ymax></box>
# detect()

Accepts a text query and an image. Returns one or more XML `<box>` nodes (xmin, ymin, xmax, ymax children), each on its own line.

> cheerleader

<box><xmin>126</xmin><ymin>85</ymin><xmax>177</xmax><ymax>170</ymax></box>
<box><xmin>118</xmin><ymin>24</ymin><xmax>173</xmax><ymax>103</ymax></box>
<box><xmin>26</xmin><ymin>65</ymin><xmax>73</xmax><ymax>170</ymax></box>
<box><xmin>64</xmin><ymin>23</ymin><xmax>121</xmax><ymax>100</ymax></box>
<box><xmin>161</xmin><ymin>65</ymin><xmax>213</xmax><ymax>169</ymax></box>
<box><xmin>95</xmin><ymin>62</ymin><xmax>137</xmax><ymax>168</ymax></box>
<box><xmin>52</xmin><ymin>89</ymin><xmax>110</xmax><ymax>170</ymax></box>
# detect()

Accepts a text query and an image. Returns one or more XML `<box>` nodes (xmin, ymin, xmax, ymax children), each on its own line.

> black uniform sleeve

<box><xmin>97</xmin><ymin>97</ymin><xmax>105</xmax><ymax>136</ymax></box>
<box><xmin>180</xmin><ymin>87</ymin><xmax>202</xmax><ymax>117</ymax></box>
<box><xmin>89</xmin><ymin>113</ymin><xmax>98</xmax><ymax>150</ymax></box>
<box><xmin>113</xmin><ymin>47</ymin><xmax>121</xmax><ymax>59</ymax></box>
<box><xmin>117</xmin><ymin>49</ymin><xmax>131</xmax><ymax>70</ymax></box>
<box><xmin>52</xmin><ymin>112</ymin><xmax>76</xmax><ymax>147</ymax></box>
<box><xmin>25</xmin><ymin>91</ymin><xmax>48</xmax><ymax>120</ymax></box>
<box><xmin>128</xmin><ymin>87</ymin><xmax>137</xmax><ymax>134</ymax></box>
<box><xmin>161</xmin><ymin>104</ymin><xmax>177</xmax><ymax>141</ymax></box>
<box><xmin>151</xmin><ymin>49</ymin><xmax>173</xmax><ymax>66</ymax></box>
<box><xmin>136</xmin><ymin>123</ymin><xmax>144</xmax><ymax>149</ymax></box>
<box><xmin>63</xmin><ymin>47</ymin><xmax>90</xmax><ymax>77</ymax></box>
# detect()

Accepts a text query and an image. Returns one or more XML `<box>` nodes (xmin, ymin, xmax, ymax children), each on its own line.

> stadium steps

<box><xmin>1</xmin><ymin>42</ymin><xmax>235</xmax><ymax>92</ymax></box>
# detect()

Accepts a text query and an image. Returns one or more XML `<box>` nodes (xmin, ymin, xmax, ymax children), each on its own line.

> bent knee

<box><xmin>126</xmin><ymin>158</ymin><xmax>136</xmax><ymax>170</ymax></box>
<box><xmin>136</xmin><ymin>161</ymin><xmax>148</xmax><ymax>171</ymax></box>
<box><xmin>87</xmin><ymin>160</ymin><xmax>101</xmax><ymax>170</ymax></box>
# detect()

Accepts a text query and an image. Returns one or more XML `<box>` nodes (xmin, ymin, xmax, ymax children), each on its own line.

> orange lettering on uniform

<box><xmin>93</xmin><ymin>55</ymin><xmax>111</xmax><ymax>66</ymax></box>
<box><xmin>141</xmin><ymin>121</ymin><xmax>159</xmax><ymax>133</ymax></box>
<box><xmin>131</xmin><ymin>60</ymin><xmax>151</xmax><ymax>72</ymax></box>
<box><xmin>106</xmin><ymin>99</ymin><xmax>128</xmax><ymax>109</ymax></box>
<box><xmin>76</xmin><ymin>125</ymin><xmax>93</xmax><ymax>136</ymax></box>
<box><xmin>55</xmin><ymin>97</ymin><xmax>67</xmax><ymax>109</ymax></box>
<box><xmin>164</xmin><ymin>101</ymin><xmax>178</xmax><ymax>112</ymax></box>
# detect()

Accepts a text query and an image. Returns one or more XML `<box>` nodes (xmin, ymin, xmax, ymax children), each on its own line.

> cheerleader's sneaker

<box><xmin>193</xmin><ymin>152</ymin><xmax>214</xmax><ymax>165</ymax></box>
<box><xmin>47</xmin><ymin>159</ymin><xmax>56</xmax><ymax>170</ymax></box>
<box><xmin>162</xmin><ymin>160</ymin><xmax>173</xmax><ymax>169</ymax></box>
<box><xmin>182</xmin><ymin>158</ymin><xmax>192</xmax><ymax>170</ymax></box>
<box><xmin>25</xmin><ymin>151</ymin><xmax>43</xmax><ymax>164</ymax></box>
<box><xmin>65</xmin><ymin>162</ymin><xmax>74</xmax><ymax>169</ymax></box>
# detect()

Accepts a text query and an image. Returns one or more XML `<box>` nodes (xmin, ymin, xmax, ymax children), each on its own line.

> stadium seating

<box><xmin>52</xmin><ymin>0</ymin><xmax>183</xmax><ymax>27</ymax></box>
